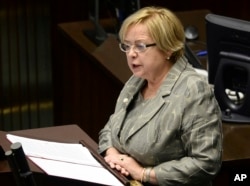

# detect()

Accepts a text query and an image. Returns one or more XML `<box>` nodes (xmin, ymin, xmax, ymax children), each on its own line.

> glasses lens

<box><xmin>135</xmin><ymin>43</ymin><xmax>146</xmax><ymax>52</ymax></box>
<box><xmin>119</xmin><ymin>43</ymin><xmax>154</xmax><ymax>52</ymax></box>
<box><xmin>119</xmin><ymin>43</ymin><xmax>130</xmax><ymax>52</ymax></box>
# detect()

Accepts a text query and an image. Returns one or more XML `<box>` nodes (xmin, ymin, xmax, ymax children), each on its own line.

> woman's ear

<box><xmin>165</xmin><ymin>50</ymin><xmax>173</xmax><ymax>60</ymax></box>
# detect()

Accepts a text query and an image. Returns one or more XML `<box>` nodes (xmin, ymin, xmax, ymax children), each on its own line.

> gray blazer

<box><xmin>98</xmin><ymin>57</ymin><xmax>222</xmax><ymax>185</ymax></box>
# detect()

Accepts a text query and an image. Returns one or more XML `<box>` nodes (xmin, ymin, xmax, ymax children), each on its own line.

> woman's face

<box><xmin>123</xmin><ymin>23</ymin><xmax>169</xmax><ymax>82</ymax></box>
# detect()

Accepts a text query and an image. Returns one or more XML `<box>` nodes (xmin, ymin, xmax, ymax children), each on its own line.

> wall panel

<box><xmin>0</xmin><ymin>0</ymin><xmax>53</xmax><ymax>131</ymax></box>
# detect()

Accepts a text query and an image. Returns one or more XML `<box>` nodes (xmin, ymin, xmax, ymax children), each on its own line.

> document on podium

<box><xmin>6</xmin><ymin>134</ymin><xmax>124</xmax><ymax>186</ymax></box>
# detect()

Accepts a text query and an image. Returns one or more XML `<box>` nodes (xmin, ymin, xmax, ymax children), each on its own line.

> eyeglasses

<box><xmin>119</xmin><ymin>42</ymin><xmax>156</xmax><ymax>53</ymax></box>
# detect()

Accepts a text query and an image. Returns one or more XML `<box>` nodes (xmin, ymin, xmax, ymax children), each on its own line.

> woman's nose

<box><xmin>127</xmin><ymin>47</ymin><xmax>137</xmax><ymax>57</ymax></box>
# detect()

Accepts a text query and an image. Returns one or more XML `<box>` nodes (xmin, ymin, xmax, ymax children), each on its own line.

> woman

<box><xmin>98</xmin><ymin>6</ymin><xmax>222</xmax><ymax>185</ymax></box>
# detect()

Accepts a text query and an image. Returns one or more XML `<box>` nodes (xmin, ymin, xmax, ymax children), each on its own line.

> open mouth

<box><xmin>132</xmin><ymin>64</ymin><xmax>140</xmax><ymax>68</ymax></box>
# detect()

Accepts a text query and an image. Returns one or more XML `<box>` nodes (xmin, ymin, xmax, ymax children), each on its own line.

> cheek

<box><xmin>144</xmin><ymin>53</ymin><xmax>164</xmax><ymax>66</ymax></box>
<box><xmin>125</xmin><ymin>54</ymin><xmax>130</xmax><ymax>62</ymax></box>
<box><xmin>152</xmin><ymin>51</ymin><xmax>166</xmax><ymax>61</ymax></box>
<box><xmin>126</xmin><ymin>56</ymin><xmax>133</xmax><ymax>66</ymax></box>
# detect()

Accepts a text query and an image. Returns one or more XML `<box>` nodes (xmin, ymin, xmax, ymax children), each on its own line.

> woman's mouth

<box><xmin>132</xmin><ymin>64</ymin><xmax>141</xmax><ymax>69</ymax></box>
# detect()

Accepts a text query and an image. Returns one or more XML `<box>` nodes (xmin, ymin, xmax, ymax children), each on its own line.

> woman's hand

<box><xmin>104</xmin><ymin>147</ymin><xmax>130</xmax><ymax>176</ymax></box>
<box><xmin>104</xmin><ymin>147</ymin><xmax>144</xmax><ymax>181</ymax></box>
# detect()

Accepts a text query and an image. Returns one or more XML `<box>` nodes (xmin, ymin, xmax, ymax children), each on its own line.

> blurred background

<box><xmin>0</xmin><ymin>0</ymin><xmax>249</xmax><ymax>138</ymax></box>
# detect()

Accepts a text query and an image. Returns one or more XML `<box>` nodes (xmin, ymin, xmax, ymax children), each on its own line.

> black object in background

<box><xmin>84</xmin><ymin>0</ymin><xmax>141</xmax><ymax>46</ymax></box>
<box><xmin>206</xmin><ymin>13</ymin><xmax>250</xmax><ymax>123</ymax></box>
<box><xmin>185</xmin><ymin>43</ymin><xmax>204</xmax><ymax>69</ymax></box>
<box><xmin>0</xmin><ymin>145</ymin><xmax>6</xmax><ymax>160</ymax></box>
<box><xmin>5</xmin><ymin>142</ymin><xmax>37</xmax><ymax>186</ymax></box>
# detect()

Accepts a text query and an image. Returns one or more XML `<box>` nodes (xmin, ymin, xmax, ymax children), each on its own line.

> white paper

<box><xmin>29</xmin><ymin>157</ymin><xmax>123</xmax><ymax>186</ymax></box>
<box><xmin>6</xmin><ymin>134</ymin><xmax>123</xmax><ymax>186</ymax></box>
<box><xmin>6</xmin><ymin>134</ymin><xmax>101</xmax><ymax>167</ymax></box>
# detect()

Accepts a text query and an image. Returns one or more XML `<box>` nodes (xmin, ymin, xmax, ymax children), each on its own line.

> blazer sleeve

<box><xmin>154</xmin><ymin>76</ymin><xmax>223</xmax><ymax>185</ymax></box>
<box><xmin>98</xmin><ymin>116</ymin><xmax>113</xmax><ymax>155</ymax></box>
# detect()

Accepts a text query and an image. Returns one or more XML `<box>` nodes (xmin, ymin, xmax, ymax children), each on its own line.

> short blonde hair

<box><xmin>119</xmin><ymin>6</ymin><xmax>185</xmax><ymax>62</ymax></box>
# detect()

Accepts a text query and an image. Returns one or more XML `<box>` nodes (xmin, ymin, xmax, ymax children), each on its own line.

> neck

<box><xmin>142</xmin><ymin>70</ymin><xmax>168</xmax><ymax>100</ymax></box>
<box><xmin>142</xmin><ymin>61</ymin><xmax>173</xmax><ymax>99</ymax></box>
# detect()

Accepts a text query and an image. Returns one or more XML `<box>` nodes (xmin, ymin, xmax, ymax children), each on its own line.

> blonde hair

<box><xmin>119</xmin><ymin>6</ymin><xmax>185</xmax><ymax>62</ymax></box>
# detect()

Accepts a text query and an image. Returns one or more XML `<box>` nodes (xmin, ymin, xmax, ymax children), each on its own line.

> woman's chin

<box><xmin>132</xmin><ymin>72</ymin><xmax>143</xmax><ymax>78</ymax></box>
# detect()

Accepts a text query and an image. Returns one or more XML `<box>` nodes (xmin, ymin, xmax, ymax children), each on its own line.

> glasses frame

<box><xmin>119</xmin><ymin>42</ymin><xmax>156</xmax><ymax>53</ymax></box>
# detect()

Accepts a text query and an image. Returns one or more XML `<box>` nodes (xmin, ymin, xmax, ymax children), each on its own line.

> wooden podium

<box><xmin>1</xmin><ymin>124</ymin><xmax>250</xmax><ymax>185</ymax></box>
<box><xmin>213</xmin><ymin>123</ymin><xmax>250</xmax><ymax>185</ymax></box>
<box><xmin>0</xmin><ymin>125</ymin><xmax>130</xmax><ymax>186</ymax></box>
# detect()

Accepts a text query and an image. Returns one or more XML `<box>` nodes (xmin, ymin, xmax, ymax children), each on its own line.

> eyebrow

<box><xmin>123</xmin><ymin>39</ymin><xmax>151</xmax><ymax>44</ymax></box>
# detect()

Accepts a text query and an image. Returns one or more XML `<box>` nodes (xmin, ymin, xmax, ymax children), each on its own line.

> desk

<box><xmin>1</xmin><ymin>124</ymin><xmax>250</xmax><ymax>185</ymax></box>
<box><xmin>0</xmin><ymin>124</ymin><xmax>128</xmax><ymax>186</ymax></box>
<box><xmin>213</xmin><ymin>123</ymin><xmax>250</xmax><ymax>185</ymax></box>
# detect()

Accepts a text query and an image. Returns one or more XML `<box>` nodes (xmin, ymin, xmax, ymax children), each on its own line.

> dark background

<box><xmin>0</xmin><ymin>0</ymin><xmax>249</xmax><ymax>133</ymax></box>
<box><xmin>0</xmin><ymin>1</ymin><xmax>249</xmax><ymax>185</ymax></box>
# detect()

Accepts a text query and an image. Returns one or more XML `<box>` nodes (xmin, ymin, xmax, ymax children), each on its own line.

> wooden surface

<box><xmin>1</xmin><ymin>123</ymin><xmax>250</xmax><ymax>185</ymax></box>
<box><xmin>213</xmin><ymin>123</ymin><xmax>250</xmax><ymax>186</ymax></box>
<box><xmin>53</xmin><ymin>18</ymin><xmax>124</xmax><ymax>142</ymax></box>
<box><xmin>222</xmin><ymin>123</ymin><xmax>250</xmax><ymax>161</ymax></box>
<box><xmin>1</xmin><ymin>125</ymin><xmax>97</xmax><ymax>173</ymax></box>
<box><xmin>0</xmin><ymin>124</ymin><xmax>129</xmax><ymax>186</ymax></box>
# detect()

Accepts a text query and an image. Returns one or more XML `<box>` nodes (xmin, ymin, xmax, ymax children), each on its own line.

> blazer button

<box><xmin>123</xmin><ymin>98</ymin><xmax>129</xmax><ymax>103</ymax></box>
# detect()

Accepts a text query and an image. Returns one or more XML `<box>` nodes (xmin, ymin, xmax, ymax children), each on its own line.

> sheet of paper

<box><xmin>6</xmin><ymin>134</ymin><xmax>124</xmax><ymax>186</ymax></box>
<box><xmin>6</xmin><ymin>134</ymin><xmax>101</xmax><ymax>167</ymax></box>
<box><xmin>29</xmin><ymin>157</ymin><xmax>123</xmax><ymax>186</ymax></box>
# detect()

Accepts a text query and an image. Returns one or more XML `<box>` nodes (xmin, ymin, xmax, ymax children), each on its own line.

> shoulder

<box><xmin>173</xmin><ymin>59</ymin><xmax>212</xmax><ymax>94</ymax></box>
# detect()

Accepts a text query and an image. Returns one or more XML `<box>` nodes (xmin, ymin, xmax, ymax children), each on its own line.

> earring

<box><xmin>166</xmin><ymin>56</ymin><xmax>170</xmax><ymax>60</ymax></box>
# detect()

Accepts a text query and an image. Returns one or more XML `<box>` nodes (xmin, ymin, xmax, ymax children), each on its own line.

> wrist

<box><xmin>140</xmin><ymin>167</ymin><xmax>152</xmax><ymax>183</ymax></box>
<box><xmin>144</xmin><ymin>167</ymin><xmax>152</xmax><ymax>182</ymax></box>
<box><xmin>140</xmin><ymin>168</ymin><xmax>146</xmax><ymax>183</ymax></box>
<box><xmin>105</xmin><ymin>147</ymin><xmax>119</xmax><ymax>156</ymax></box>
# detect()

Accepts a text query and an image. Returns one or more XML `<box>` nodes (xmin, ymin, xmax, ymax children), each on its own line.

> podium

<box><xmin>1</xmin><ymin>124</ymin><xmax>250</xmax><ymax>185</ymax></box>
<box><xmin>213</xmin><ymin>123</ymin><xmax>250</xmax><ymax>185</ymax></box>
<box><xmin>0</xmin><ymin>125</ymin><xmax>130</xmax><ymax>186</ymax></box>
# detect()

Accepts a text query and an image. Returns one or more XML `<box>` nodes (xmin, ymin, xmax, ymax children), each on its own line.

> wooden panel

<box><xmin>53</xmin><ymin>22</ymin><xmax>123</xmax><ymax>141</ymax></box>
<box><xmin>0</xmin><ymin>0</ymin><xmax>53</xmax><ymax>131</ymax></box>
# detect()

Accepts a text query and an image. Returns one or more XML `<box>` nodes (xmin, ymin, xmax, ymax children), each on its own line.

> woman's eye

<box><xmin>136</xmin><ymin>44</ymin><xmax>145</xmax><ymax>50</ymax></box>
<box><xmin>123</xmin><ymin>44</ymin><xmax>130</xmax><ymax>50</ymax></box>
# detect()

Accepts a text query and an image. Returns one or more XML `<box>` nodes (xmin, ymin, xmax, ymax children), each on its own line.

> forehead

<box><xmin>124</xmin><ymin>23</ymin><xmax>152</xmax><ymax>42</ymax></box>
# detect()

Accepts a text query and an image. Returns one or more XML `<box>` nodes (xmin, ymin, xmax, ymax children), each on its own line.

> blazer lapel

<box><xmin>113</xmin><ymin>78</ymin><xmax>145</xmax><ymax>138</ymax></box>
<box><xmin>123</xmin><ymin>58</ymin><xmax>188</xmax><ymax>142</ymax></box>
<box><xmin>124</xmin><ymin>95</ymin><xmax>167</xmax><ymax>142</ymax></box>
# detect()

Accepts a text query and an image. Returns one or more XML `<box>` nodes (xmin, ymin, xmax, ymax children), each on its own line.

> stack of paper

<box><xmin>6</xmin><ymin>134</ymin><xmax>123</xmax><ymax>186</ymax></box>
